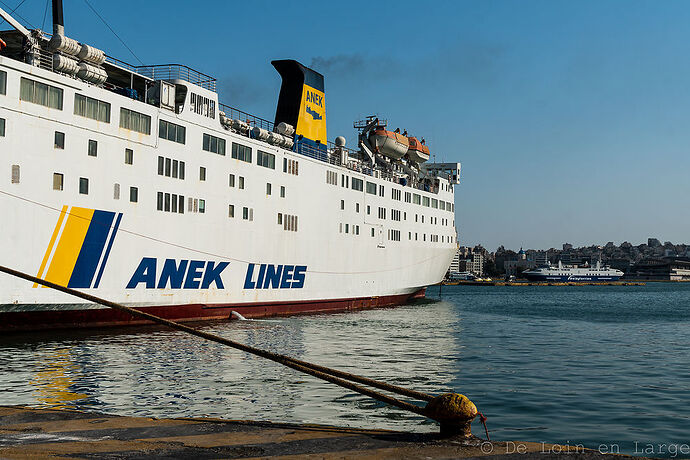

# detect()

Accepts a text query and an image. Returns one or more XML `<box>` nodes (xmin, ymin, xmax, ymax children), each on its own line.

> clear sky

<box><xmin>4</xmin><ymin>0</ymin><xmax>690</xmax><ymax>251</ymax></box>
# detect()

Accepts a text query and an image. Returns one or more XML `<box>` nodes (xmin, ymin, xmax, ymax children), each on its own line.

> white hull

<box><xmin>0</xmin><ymin>55</ymin><xmax>459</xmax><ymax>323</ymax></box>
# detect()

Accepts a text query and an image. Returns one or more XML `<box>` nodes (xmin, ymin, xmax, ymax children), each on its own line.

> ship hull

<box><xmin>0</xmin><ymin>288</ymin><xmax>426</xmax><ymax>332</ymax></box>
<box><xmin>0</xmin><ymin>55</ymin><xmax>458</xmax><ymax>332</ymax></box>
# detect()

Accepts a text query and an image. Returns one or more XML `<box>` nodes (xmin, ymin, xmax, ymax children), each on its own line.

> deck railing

<box><xmin>219</xmin><ymin>104</ymin><xmax>274</xmax><ymax>132</ymax></box>
<box><xmin>135</xmin><ymin>64</ymin><xmax>217</xmax><ymax>91</ymax></box>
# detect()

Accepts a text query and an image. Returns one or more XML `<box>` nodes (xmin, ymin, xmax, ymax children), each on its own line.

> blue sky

<box><xmin>4</xmin><ymin>0</ymin><xmax>690</xmax><ymax>251</ymax></box>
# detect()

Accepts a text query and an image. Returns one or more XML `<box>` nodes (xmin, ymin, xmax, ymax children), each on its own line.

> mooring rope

<box><xmin>0</xmin><ymin>264</ymin><xmax>489</xmax><ymax>438</ymax></box>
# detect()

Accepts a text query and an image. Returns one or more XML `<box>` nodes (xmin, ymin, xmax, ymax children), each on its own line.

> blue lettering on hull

<box><xmin>244</xmin><ymin>263</ymin><xmax>307</xmax><ymax>289</ymax></box>
<box><xmin>126</xmin><ymin>258</ymin><xmax>229</xmax><ymax>289</ymax></box>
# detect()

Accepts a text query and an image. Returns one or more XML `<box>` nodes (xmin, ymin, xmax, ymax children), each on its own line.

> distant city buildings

<box><xmin>474</xmin><ymin>237</ymin><xmax>690</xmax><ymax>280</ymax></box>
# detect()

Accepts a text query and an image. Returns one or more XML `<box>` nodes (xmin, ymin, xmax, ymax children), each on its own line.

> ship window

<box><xmin>165</xmin><ymin>158</ymin><xmax>171</xmax><ymax>176</ymax></box>
<box><xmin>20</xmin><ymin>77</ymin><xmax>63</xmax><ymax>110</ymax></box>
<box><xmin>88</xmin><ymin>139</ymin><xmax>98</xmax><ymax>157</ymax></box>
<box><xmin>283</xmin><ymin>158</ymin><xmax>299</xmax><ymax>175</ymax></box>
<box><xmin>199</xmin><ymin>199</ymin><xmax>205</xmax><ymax>213</ymax></box>
<box><xmin>371</xmin><ymin>228</ymin><xmax>375</xmax><ymax>237</ymax></box>
<box><xmin>266</xmin><ymin>183</ymin><xmax>272</xmax><ymax>195</ymax></box>
<box><xmin>74</xmin><ymin>94</ymin><xmax>110</xmax><ymax>123</ymax></box>
<box><xmin>114</xmin><ymin>183</ymin><xmax>121</xmax><ymax>200</ymax></box>
<box><xmin>159</xmin><ymin>119</ymin><xmax>186</xmax><ymax>144</ymax></box>
<box><xmin>239</xmin><ymin>176</ymin><xmax>245</xmax><ymax>189</ymax></box>
<box><xmin>190</xmin><ymin>93</ymin><xmax>215</xmax><ymax>119</ymax></box>
<box><xmin>243</xmin><ymin>207</ymin><xmax>249</xmax><ymax>220</ymax></box>
<box><xmin>0</xmin><ymin>118</ymin><xmax>4</xmax><ymax>137</ymax></box>
<box><xmin>378</xmin><ymin>185</ymin><xmax>384</xmax><ymax>197</ymax></box>
<box><xmin>432</xmin><ymin>198</ymin><xmax>438</xmax><ymax>209</ymax></box>
<box><xmin>231</xmin><ymin>142</ymin><xmax>252</xmax><ymax>163</ymax></box>
<box><xmin>367</xmin><ymin>205</ymin><xmax>370</xmax><ymax>215</ymax></box>
<box><xmin>341</xmin><ymin>200</ymin><xmax>345</xmax><ymax>210</ymax></box>
<box><xmin>229</xmin><ymin>174</ymin><xmax>235</xmax><ymax>187</ymax></box>
<box><xmin>423</xmin><ymin>196</ymin><xmax>430</xmax><ymax>207</ymax></box>
<box><xmin>203</xmin><ymin>133</ymin><xmax>226</xmax><ymax>155</ymax></box>
<box><xmin>52</xmin><ymin>173</ymin><xmax>63</xmax><ymax>191</ymax></box>
<box><xmin>352</xmin><ymin>177</ymin><xmax>364</xmax><ymax>191</ymax></box>
<box><xmin>257</xmin><ymin>150</ymin><xmax>276</xmax><ymax>169</ymax></box>
<box><xmin>229</xmin><ymin>204</ymin><xmax>235</xmax><ymax>218</ymax></box>
<box><xmin>0</xmin><ymin>70</ymin><xmax>6</xmax><ymax>95</ymax></box>
<box><xmin>120</xmin><ymin>108</ymin><xmax>151</xmax><ymax>134</ymax></box>
<box><xmin>125</xmin><ymin>148</ymin><xmax>134</xmax><ymax>165</ymax></box>
<box><xmin>79</xmin><ymin>177</ymin><xmax>89</xmax><ymax>195</ymax></box>
<box><xmin>130</xmin><ymin>187</ymin><xmax>138</xmax><ymax>203</ymax></box>
<box><xmin>200</xmin><ymin>166</ymin><xmax>206</xmax><ymax>181</ymax></box>
<box><xmin>278</xmin><ymin>213</ymin><xmax>283</xmax><ymax>224</ymax></box>
<box><xmin>413</xmin><ymin>193</ymin><xmax>421</xmax><ymax>205</ymax></box>
<box><xmin>356</xmin><ymin>203</ymin><xmax>360</xmax><ymax>213</ymax></box>
<box><xmin>54</xmin><ymin>131</ymin><xmax>64</xmax><ymax>149</ymax></box>
<box><xmin>11</xmin><ymin>164</ymin><xmax>19</xmax><ymax>183</ymax></box>
<box><xmin>366</xmin><ymin>181</ymin><xmax>376</xmax><ymax>194</ymax></box>
<box><xmin>280</xmin><ymin>186</ymin><xmax>285</xmax><ymax>198</ymax></box>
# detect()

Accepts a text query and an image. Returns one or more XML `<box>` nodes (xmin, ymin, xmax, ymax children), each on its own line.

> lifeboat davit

<box><xmin>369</xmin><ymin>128</ymin><xmax>409</xmax><ymax>160</ymax></box>
<box><xmin>407</xmin><ymin>137</ymin><xmax>430</xmax><ymax>163</ymax></box>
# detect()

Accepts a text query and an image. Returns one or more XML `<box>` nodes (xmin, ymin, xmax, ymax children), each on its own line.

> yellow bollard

<box><xmin>424</xmin><ymin>393</ymin><xmax>478</xmax><ymax>438</ymax></box>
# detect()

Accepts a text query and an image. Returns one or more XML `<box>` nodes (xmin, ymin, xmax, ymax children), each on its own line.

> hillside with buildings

<box><xmin>448</xmin><ymin>238</ymin><xmax>690</xmax><ymax>281</ymax></box>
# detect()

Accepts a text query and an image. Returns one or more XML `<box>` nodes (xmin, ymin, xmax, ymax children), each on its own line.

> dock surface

<box><xmin>0</xmin><ymin>406</ymin><xmax>642</xmax><ymax>459</ymax></box>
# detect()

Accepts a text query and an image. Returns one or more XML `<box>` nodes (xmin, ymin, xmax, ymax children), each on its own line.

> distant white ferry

<box><xmin>523</xmin><ymin>261</ymin><xmax>623</xmax><ymax>282</ymax></box>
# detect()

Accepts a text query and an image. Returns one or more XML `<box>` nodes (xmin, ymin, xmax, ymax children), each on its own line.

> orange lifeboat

<box><xmin>369</xmin><ymin>128</ymin><xmax>409</xmax><ymax>160</ymax></box>
<box><xmin>407</xmin><ymin>137</ymin><xmax>430</xmax><ymax>163</ymax></box>
<box><xmin>0</xmin><ymin>38</ymin><xmax>6</xmax><ymax>51</ymax></box>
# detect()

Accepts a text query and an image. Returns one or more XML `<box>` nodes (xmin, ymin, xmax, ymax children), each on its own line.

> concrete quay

<box><xmin>0</xmin><ymin>406</ymin><xmax>644</xmax><ymax>459</ymax></box>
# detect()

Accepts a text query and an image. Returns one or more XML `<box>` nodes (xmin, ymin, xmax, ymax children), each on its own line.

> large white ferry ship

<box><xmin>0</xmin><ymin>2</ymin><xmax>461</xmax><ymax>331</ymax></box>
<box><xmin>523</xmin><ymin>261</ymin><xmax>623</xmax><ymax>282</ymax></box>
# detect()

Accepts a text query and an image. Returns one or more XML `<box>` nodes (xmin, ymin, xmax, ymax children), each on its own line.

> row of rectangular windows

<box><xmin>339</xmin><ymin>223</ymin><xmax>360</xmax><ymax>235</ymax></box>
<box><xmin>13</xmin><ymin>77</ymin><xmax>300</xmax><ymax>180</ymax></box>
<box><xmin>227</xmin><ymin>205</ymin><xmax>253</xmax><ymax>220</ymax></box>
<box><xmin>341</xmin><ymin>199</ymin><xmax>451</xmax><ymax>227</ymax></box>
<box><xmin>278</xmin><ymin>213</ymin><xmax>298</xmax><ymax>231</ymax></box>
<box><xmin>337</xmin><ymin>223</ymin><xmax>453</xmax><ymax>244</ymax></box>
<box><xmin>327</xmin><ymin>169</ymin><xmax>454</xmax><ymax>212</ymax></box>
<box><xmin>158</xmin><ymin>156</ymin><xmax>185</xmax><ymax>180</ymax></box>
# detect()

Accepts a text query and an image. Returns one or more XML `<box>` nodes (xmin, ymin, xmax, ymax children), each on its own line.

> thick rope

<box><xmin>0</xmin><ymin>265</ymin><xmax>432</xmax><ymax>416</ymax></box>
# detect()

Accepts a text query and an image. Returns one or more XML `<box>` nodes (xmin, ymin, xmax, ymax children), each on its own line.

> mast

<box><xmin>52</xmin><ymin>0</ymin><xmax>64</xmax><ymax>35</ymax></box>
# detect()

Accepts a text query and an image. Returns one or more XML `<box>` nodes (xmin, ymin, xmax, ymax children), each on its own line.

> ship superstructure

<box><xmin>0</xmin><ymin>1</ymin><xmax>461</xmax><ymax>331</ymax></box>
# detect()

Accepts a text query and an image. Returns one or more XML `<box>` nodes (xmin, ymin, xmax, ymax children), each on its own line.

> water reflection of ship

<box><xmin>31</xmin><ymin>349</ymin><xmax>87</xmax><ymax>408</ymax></box>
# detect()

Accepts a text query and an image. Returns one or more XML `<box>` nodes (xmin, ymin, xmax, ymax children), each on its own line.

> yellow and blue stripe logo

<box><xmin>35</xmin><ymin>206</ymin><xmax>123</xmax><ymax>289</ymax></box>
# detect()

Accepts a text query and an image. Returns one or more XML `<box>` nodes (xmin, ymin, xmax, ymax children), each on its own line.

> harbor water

<box><xmin>1</xmin><ymin>284</ymin><xmax>689</xmax><ymax>457</ymax></box>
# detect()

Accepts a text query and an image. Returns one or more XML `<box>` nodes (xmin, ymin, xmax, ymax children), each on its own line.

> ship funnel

<box><xmin>52</xmin><ymin>0</ymin><xmax>64</xmax><ymax>36</ymax></box>
<box><xmin>272</xmin><ymin>59</ymin><xmax>327</xmax><ymax>151</ymax></box>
